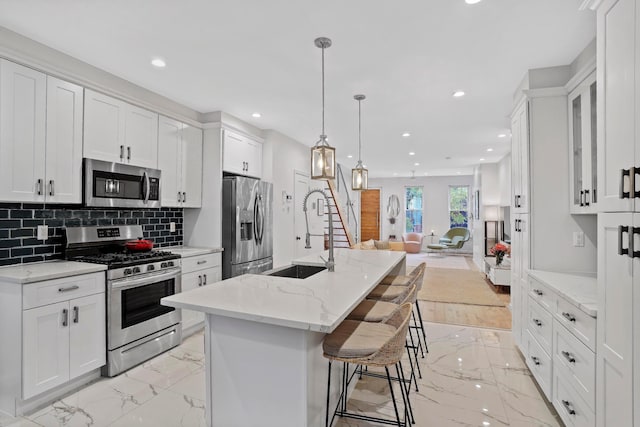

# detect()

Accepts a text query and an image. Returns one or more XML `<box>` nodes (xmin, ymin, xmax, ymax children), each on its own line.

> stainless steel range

<box><xmin>65</xmin><ymin>225</ymin><xmax>182</xmax><ymax>377</ymax></box>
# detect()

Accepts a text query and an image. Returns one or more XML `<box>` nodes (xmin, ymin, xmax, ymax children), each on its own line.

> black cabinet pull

<box><xmin>203</xmin><ymin>274</ymin><xmax>207</xmax><ymax>285</ymax></box>
<box><xmin>198</xmin><ymin>275</ymin><xmax>202</xmax><ymax>286</ymax></box>
<box><xmin>619</xmin><ymin>226</ymin><xmax>630</xmax><ymax>256</ymax></box>
<box><xmin>562</xmin><ymin>400</ymin><xmax>576</xmax><ymax>415</ymax></box>
<box><xmin>532</xmin><ymin>289</ymin><xmax>544</xmax><ymax>296</ymax></box>
<box><xmin>584</xmin><ymin>189</ymin><xmax>590</xmax><ymax>206</ymax></box>
<box><xmin>580</xmin><ymin>190</ymin><xmax>585</xmax><ymax>207</ymax></box>
<box><xmin>533</xmin><ymin>318</ymin><xmax>542</xmax><ymax>327</ymax></box>
<box><xmin>62</xmin><ymin>308</ymin><xmax>68</xmax><ymax>327</ymax></box>
<box><xmin>562</xmin><ymin>312</ymin><xmax>577</xmax><ymax>322</ymax></box>
<box><xmin>631</xmin><ymin>227</ymin><xmax>640</xmax><ymax>258</ymax></box>
<box><xmin>73</xmin><ymin>306</ymin><xmax>79</xmax><ymax>323</ymax></box>
<box><xmin>530</xmin><ymin>356</ymin><xmax>540</xmax><ymax>366</ymax></box>
<box><xmin>621</xmin><ymin>168</ymin><xmax>631</xmax><ymax>199</ymax></box>
<box><xmin>561</xmin><ymin>350</ymin><xmax>576</xmax><ymax>363</ymax></box>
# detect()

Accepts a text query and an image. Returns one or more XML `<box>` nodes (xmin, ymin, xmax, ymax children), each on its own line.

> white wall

<box><xmin>498</xmin><ymin>154</ymin><xmax>512</xmax><ymax>207</ymax></box>
<box><xmin>368</xmin><ymin>175</ymin><xmax>474</xmax><ymax>252</ymax></box>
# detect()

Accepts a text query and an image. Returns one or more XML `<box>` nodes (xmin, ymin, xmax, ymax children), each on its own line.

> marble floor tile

<box><xmin>180</xmin><ymin>330</ymin><xmax>205</xmax><ymax>354</ymax></box>
<box><xmin>485</xmin><ymin>346</ymin><xmax>527</xmax><ymax>369</ymax></box>
<box><xmin>0</xmin><ymin>415</ymin><xmax>42</xmax><ymax>427</ymax></box>
<box><xmin>481</xmin><ymin>328</ymin><xmax>517</xmax><ymax>349</ymax></box>
<box><xmin>109</xmin><ymin>389</ymin><xmax>205</xmax><ymax>427</ymax></box>
<box><xmin>168</xmin><ymin>368</ymin><xmax>206</xmax><ymax>401</ymax></box>
<box><xmin>27</xmin><ymin>376</ymin><xmax>157</xmax><ymax>427</ymax></box>
<box><xmin>123</xmin><ymin>347</ymin><xmax>204</xmax><ymax>390</ymax></box>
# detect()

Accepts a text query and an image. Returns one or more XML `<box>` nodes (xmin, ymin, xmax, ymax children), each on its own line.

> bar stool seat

<box><xmin>366</xmin><ymin>284</ymin><xmax>409</xmax><ymax>303</ymax></box>
<box><xmin>323</xmin><ymin>320</ymin><xmax>396</xmax><ymax>358</ymax></box>
<box><xmin>381</xmin><ymin>275</ymin><xmax>412</xmax><ymax>286</ymax></box>
<box><xmin>347</xmin><ymin>300</ymin><xmax>399</xmax><ymax>322</ymax></box>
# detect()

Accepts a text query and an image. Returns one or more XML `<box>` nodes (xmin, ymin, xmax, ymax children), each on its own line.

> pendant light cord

<box><xmin>321</xmin><ymin>45</ymin><xmax>325</xmax><ymax>138</ymax></box>
<box><xmin>358</xmin><ymin>98</ymin><xmax>362</xmax><ymax>162</ymax></box>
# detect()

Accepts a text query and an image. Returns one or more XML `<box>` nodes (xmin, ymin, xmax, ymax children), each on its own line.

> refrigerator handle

<box><xmin>254</xmin><ymin>194</ymin><xmax>260</xmax><ymax>244</ymax></box>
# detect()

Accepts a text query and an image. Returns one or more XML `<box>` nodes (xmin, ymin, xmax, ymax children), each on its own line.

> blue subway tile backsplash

<box><xmin>0</xmin><ymin>203</ymin><xmax>183</xmax><ymax>267</ymax></box>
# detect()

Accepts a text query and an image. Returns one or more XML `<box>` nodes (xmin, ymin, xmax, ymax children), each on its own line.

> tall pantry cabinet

<box><xmin>595</xmin><ymin>0</ymin><xmax>640</xmax><ymax>425</ymax></box>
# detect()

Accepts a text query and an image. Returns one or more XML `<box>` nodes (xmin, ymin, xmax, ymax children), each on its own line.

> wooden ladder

<box><xmin>324</xmin><ymin>179</ymin><xmax>355</xmax><ymax>248</ymax></box>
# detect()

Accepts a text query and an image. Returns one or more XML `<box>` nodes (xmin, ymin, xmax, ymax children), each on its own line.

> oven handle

<box><xmin>110</xmin><ymin>268</ymin><xmax>181</xmax><ymax>290</ymax></box>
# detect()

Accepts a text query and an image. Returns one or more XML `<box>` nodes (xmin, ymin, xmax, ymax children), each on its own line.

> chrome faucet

<box><xmin>302</xmin><ymin>189</ymin><xmax>335</xmax><ymax>272</ymax></box>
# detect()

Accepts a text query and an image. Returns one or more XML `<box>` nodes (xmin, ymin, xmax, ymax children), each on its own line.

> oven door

<box><xmin>107</xmin><ymin>268</ymin><xmax>181</xmax><ymax>350</ymax></box>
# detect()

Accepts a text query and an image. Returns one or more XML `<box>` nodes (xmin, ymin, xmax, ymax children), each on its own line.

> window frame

<box><xmin>404</xmin><ymin>185</ymin><xmax>424</xmax><ymax>233</ymax></box>
<box><xmin>448</xmin><ymin>185</ymin><xmax>470</xmax><ymax>229</ymax></box>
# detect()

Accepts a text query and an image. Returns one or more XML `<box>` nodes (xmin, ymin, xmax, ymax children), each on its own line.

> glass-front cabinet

<box><xmin>569</xmin><ymin>71</ymin><xmax>597</xmax><ymax>214</ymax></box>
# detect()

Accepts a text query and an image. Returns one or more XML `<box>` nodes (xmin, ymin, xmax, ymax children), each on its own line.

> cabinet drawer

<box><xmin>525</xmin><ymin>330</ymin><xmax>552</xmax><ymax>399</ymax></box>
<box><xmin>553</xmin><ymin>371</ymin><xmax>595</xmax><ymax>427</ymax></box>
<box><xmin>527</xmin><ymin>298</ymin><xmax>553</xmax><ymax>355</ymax></box>
<box><xmin>553</xmin><ymin>320</ymin><xmax>595</xmax><ymax>411</ymax></box>
<box><xmin>528</xmin><ymin>276</ymin><xmax>556</xmax><ymax>312</ymax></box>
<box><xmin>553</xmin><ymin>297</ymin><xmax>596</xmax><ymax>352</ymax></box>
<box><xmin>23</xmin><ymin>272</ymin><xmax>105</xmax><ymax>310</ymax></box>
<box><xmin>182</xmin><ymin>253</ymin><xmax>221</xmax><ymax>274</ymax></box>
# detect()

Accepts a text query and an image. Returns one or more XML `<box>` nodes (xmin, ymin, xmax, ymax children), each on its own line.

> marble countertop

<box><xmin>0</xmin><ymin>260</ymin><xmax>107</xmax><ymax>284</ymax></box>
<box><xmin>527</xmin><ymin>269</ymin><xmax>597</xmax><ymax>317</ymax></box>
<box><xmin>162</xmin><ymin>248</ymin><xmax>406</xmax><ymax>333</ymax></box>
<box><xmin>163</xmin><ymin>246</ymin><xmax>223</xmax><ymax>258</ymax></box>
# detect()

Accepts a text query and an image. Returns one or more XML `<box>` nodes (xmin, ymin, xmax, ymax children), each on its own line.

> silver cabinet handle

<box><xmin>198</xmin><ymin>275</ymin><xmax>202</xmax><ymax>286</ymax></box>
<box><xmin>73</xmin><ymin>306</ymin><xmax>79</xmax><ymax>323</ymax></box>
<box><xmin>530</xmin><ymin>356</ymin><xmax>540</xmax><ymax>366</ymax></box>
<box><xmin>36</xmin><ymin>179</ymin><xmax>43</xmax><ymax>195</ymax></box>
<box><xmin>120</xmin><ymin>145</ymin><xmax>125</xmax><ymax>160</ymax></box>
<box><xmin>183</xmin><ymin>192</ymin><xmax>186</xmax><ymax>203</ymax></box>
<box><xmin>562</xmin><ymin>400</ymin><xmax>576</xmax><ymax>415</ymax></box>
<box><xmin>127</xmin><ymin>146</ymin><xmax>131</xmax><ymax>161</ymax></box>
<box><xmin>178</xmin><ymin>192</ymin><xmax>182</xmax><ymax>203</ymax></box>
<box><xmin>533</xmin><ymin>318</ymin><xmax>542</xmax><ymax>327</ymax></box>
<box><xmin>203</xmin><ymin>274</ymin><xmax>207</xmax><ymax>285</ymax></box>
<box><xmin>197</xmin><ymin>260</ymin><xmax>207</xmax><ymax>265</ymax></box>
<box><xmin>562</xmin><ymin>312</ymin><xmax>576</xmax><ymax>322</ymax></box>
<box><xmin>561</xmin><ymin>350</ymin><xmax>576</xmax><ymax>363</ymax></box>
<box><xmin>62</xmin><ymin>308</ymin><xmax>68</xmax><ymax>327</ymax></box>
<box><xmin>58</xmin><ymin>285</ymin><xmax>79</xmax><ymax>293</ymax></box>
<box><xmin>49</xmin><ymin>180</ymin><xmax>54</xmax><ymax>196</ymax></box>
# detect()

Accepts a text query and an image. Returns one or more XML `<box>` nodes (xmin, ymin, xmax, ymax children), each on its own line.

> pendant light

<box><xmin>351</xmin><ymin>94</ymin><xmax>368</xmax><ymax>190</ymax></box>
<box><xmin>310</xmin><ymin>37</ymin><xmax>336</xmax><ymax>180</ymax></box>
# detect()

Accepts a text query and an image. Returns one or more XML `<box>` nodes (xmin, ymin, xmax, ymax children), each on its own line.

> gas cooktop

<box><xmin>70</xmin><ymin>250</ymin><xmax>181</xmax><ymax>269</ymax></box>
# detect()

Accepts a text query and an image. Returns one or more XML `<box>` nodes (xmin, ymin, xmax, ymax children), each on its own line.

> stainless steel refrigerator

<box><xmin>222</xmin><ymin>176</ymin><xmax>273</xmax><ymax>279</ymax></box>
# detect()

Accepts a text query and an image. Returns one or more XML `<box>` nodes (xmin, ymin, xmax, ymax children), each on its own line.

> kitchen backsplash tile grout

<box><xmin>0</xmin><ymin>203</ymin><xmax>183</xmax><ymax>266</ymax></box>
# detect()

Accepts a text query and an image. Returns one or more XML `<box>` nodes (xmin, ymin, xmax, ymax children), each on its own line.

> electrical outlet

<box><xmin>573</xmin><ymin>231</ymin><xmax>585</xmax><ymax>247</ymax></box>
<box><xmin>37</xmin><ymin>225</ymin><xmax>48</xmax><ymax>240</ymax></box>
<box><xmin>169</xmin><ymin>222</ymin><xmax>176</xmax><ymax>233</ymax></box>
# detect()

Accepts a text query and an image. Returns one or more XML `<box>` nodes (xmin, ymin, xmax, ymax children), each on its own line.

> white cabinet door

<box><xmin>45</xmin><ymin>77</ymin><xmax>83</xmax><ymax>204</ymax></box>
<box><xmin>22</xmin><ymin>301</ymin><xmax>69</xmax><ymax>399</ymax></box>
<box><xmin>125</xmin><ymin>104</ymin><xmax>158</xmax><ymax>168</ymax></box>
<box><xmin>0</xmin><ymin>59</ymin><xmax>46</xmax><ymax>202</ymax></box>
<box><xmin>69</xmin><ymin>293</ymin><xmax>106</xmax><ymax>379</ymax></box>
<box><xmin>246</xmin><ymin>137</ymin><xmax>263</xmax><ymax>179</ymax></box>
<box><xmin>597</xmin><ymin>212</ymin><xmax>634</xmax><ymax>427</ymax></box>
<box><xmin>84</xmin><ymin>89</ymin><xmax>126</xmax><ymax>164</ymax></box>
<box><xmin>511</xmin><ymin>100</ymin><xmax>529</xmax><ymax>214</ymax></box>
<box><xmin>597</xmin><ymin>0</ymin><xmax>636</xmax><ymax>213</ymax></box>
<box><xmin>181</xmin><ymin>270</ymin><xmax>206</xmax><ymax>332</ymax></box>
<box><xmin>223</xmin><ymin>130</ymin><xmax>248</xmax><ymax>175</ymax></box>
<box><xmin>158</xmin><ymin>116</ymin><xmax>183</xmax><ymax>208</ymax></box>
<box><xmin>182</xmin><ymin>125</ymin><xmax>203</xmax><ymax>208</ymax></box>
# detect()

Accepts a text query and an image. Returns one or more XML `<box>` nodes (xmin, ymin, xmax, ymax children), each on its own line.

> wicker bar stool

<box><xmin>323</xmin><ymin>303</ymin><xmax>414</xmax><ymax>427</ymax></box>
<box><xmin>380</xmin><ymin>261</ymin><xmax>424</xmax><ymax>285</ymax></box>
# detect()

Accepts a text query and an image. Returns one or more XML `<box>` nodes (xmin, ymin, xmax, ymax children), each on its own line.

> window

<box><xmin>449</xmin><ymin>185</ymin><xmax>469</xmax><ymax>228</ymax></box>
<box><xmin>405</xmin><ymin>186</ymin><xmax>423</xmax><ymax>233</ymax></box>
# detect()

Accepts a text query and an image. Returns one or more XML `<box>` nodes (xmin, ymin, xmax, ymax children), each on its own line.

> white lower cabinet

<box><xmin>0</xmin><ymin>272</ymin><xmax>105</xmax><ymax>415</ymax></box>
<box><xmin>180</xmin><ymin>252</ymin><xmax>221</xmax><ymax>335</ymax></box>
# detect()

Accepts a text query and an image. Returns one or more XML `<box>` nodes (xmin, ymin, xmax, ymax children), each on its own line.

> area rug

<box><xmin>417</xmin><ymin>267</ymin><xmax>506</xmax><ymax>307</ymax></box>
<box><xmin>406</xmin><ymin>253</ymin><xmax>471</xmax><ymax>270</ymax></box>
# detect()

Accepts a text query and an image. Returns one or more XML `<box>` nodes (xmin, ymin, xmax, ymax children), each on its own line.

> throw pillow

<box><xmin>374</xmin><ymin>240</ymin><xmax>390</xmax><ymax>250</ymax></box>
<box><xmin>361</xmin><ymin>239</ymin><xmax>376</xmax><ymax>250</ymax></box>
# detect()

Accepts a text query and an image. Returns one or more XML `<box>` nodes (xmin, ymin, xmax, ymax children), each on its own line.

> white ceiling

<box><xmin>0</xmin><ymin>0</ymin><xmax>595</xmax><ymax>177</ymax></box>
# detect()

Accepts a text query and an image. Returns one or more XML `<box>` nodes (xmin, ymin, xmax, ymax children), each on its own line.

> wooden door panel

<box><xmin>361</xmin><ymin>189</ymin><xmax>380</xmax><ymax>241</ymax></box>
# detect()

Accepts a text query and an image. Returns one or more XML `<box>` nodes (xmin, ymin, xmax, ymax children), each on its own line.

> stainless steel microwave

<box><xmin>84</xmin><ymin>158</ymin><xmax>161</xmax><ymax>208</ymax></box>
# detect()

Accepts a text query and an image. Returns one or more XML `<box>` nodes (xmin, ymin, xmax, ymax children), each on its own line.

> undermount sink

<box><xmin>263</xmin><ymin>264</ymin><xmax>326</xmax><ymax>279</ymax></box>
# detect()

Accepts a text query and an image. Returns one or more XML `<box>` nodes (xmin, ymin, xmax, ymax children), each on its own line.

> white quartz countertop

<box><xmin>162</xmin><ymin>249</ymin><xmax>406</xmax><ymax>333</ymax></box>
<box><xmin>0</xmin><ymin>260</ymin><xmax>107</xmax><ymax>284</ymax></box>
<box><xmin>164</xmin><ymin>246</ymin><xmax>223</xmax><ymax>258</ymax></box>
<box><xmin>527</xmin><ymin>269</ymin><xmax>597</xmax><ymax>317</ymax></box>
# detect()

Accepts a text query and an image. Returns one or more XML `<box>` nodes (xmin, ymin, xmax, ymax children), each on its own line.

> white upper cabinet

<box><xmin>0</xmin><ymin>59</ymin><xmax>47</xmax><ymax>202</ymax></box>
<box><xmin>223</xmin><ymin>129</ymin><xmax>263</xmax><ymax>178</ymax></box>
<box><xmin>158</xmin><ymin>116</ymin><xmax>203</xmax><ymax>208</ymax></box>
<box><xmin>84</xmin><ymin>89</ymin><xmax>158</xmax><ymax>168</ymax></box>
<box><xmin>569</xmin><ymin>72</ymin><xmax>598</xmax><ymax>214</ymax></box>
<box><xmin>45</xmin><ymin>76</ymin><xmax>84</xmax><ymax>204</ymax></box>
<box><xmin>511</xmin><ymin>98</ymin><xmax>529</xmax><ymax>214</ymax></box>
<box><xmin>597</xmin><ymin>0</ymin><xmax>637</xmax><ymax>212</ymax></box>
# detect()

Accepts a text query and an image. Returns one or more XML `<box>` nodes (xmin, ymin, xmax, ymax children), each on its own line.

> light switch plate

<box><xmin>573</xmin><ymin>231</ymin><xmax>585</xmax><ymax>247</ymax></box>
<box><xmin>37</xmin><ymin>225</ymin><xmax>48</xmax><ymax>240</ymax></box>
<box><xmin>169</xmin><ymin>222</ymin><xmax>176</xmax><ymax>233</ymax></box>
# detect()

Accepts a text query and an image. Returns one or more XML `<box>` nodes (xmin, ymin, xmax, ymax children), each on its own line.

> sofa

<box><xmin>350</xmin><ymin>239</ymin><xmax>405</xmax><ymax>251</ymax></box>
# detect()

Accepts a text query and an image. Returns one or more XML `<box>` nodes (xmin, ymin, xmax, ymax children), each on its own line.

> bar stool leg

<box><xmin>396</xmin><ymin>362</ymin><xmax>415</xmax><ymax>425</ymax></box>
<box><xmin>385</xmin><ymin>366</ymin><xmax>403</xmax><ymax>427</ymax></box>
<box><xmin>325</xmin><ymin>360</ymin><xmax>332</xmax><ymax>427</ymax></box>
<box><xmin>407</xmin><ymin>325</ymin><xmax>423</xmax><ymax>380</ymax></box>
<box><xmin>404</xmin><ymin>339</ymin><xmax>418</xmax><ymax>392</ymax></box>
<box><xmin>411</xmin><ymin>309</ymin><xmax>425</xmax><ymax>358</ymax></box>
<box><xmin>415</xmin><ymin>303</ymin><xmax>429</xmax><ymax>354</ymax></box>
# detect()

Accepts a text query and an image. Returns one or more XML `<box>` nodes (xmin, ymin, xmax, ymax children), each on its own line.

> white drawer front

<box><xmin>525</xmin><ymin>330</ymin><xmax>552</xmax><ymax>399</ymax></box>
<box><xmin>553</xmin><ymin>371</ymin><xmax>595</xmax><ymax>427</ymax></box>
<box><xmin>554</xmin><ymin>297</ymin><xmax>596</xmax><ymax>352</ymax></box>
<box><xmin>527</xmin><ymin>298</ymin><xmax>553</xmax><ymax>355</ymax></box>
<box><xmin>528</xmin><ymin>276</ymin><xmax>556</xmax><ymax>312</ymax></box>
<box><xmin>23</xmin><ymin>272</ymin><xmax>105</xmax><ymax>310</ymax></box>
<box><xmin>182</xmin><ymin>253</ymin><xmax>221</xmax><ymax>274</ymax></box>
<box><xmin>553</xmin><ymin>320</ymin><xmax>596</xmax><ymax>411</ymax></box>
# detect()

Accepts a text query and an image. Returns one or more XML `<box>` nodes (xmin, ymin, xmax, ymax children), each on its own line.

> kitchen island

<box><xmin>161</xmin><ymin>248</ymin><xmax>406</xmax><ymax>427</ymax></box>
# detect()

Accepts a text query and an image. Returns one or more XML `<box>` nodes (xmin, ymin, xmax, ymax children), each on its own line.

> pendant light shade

<box><xmin>310</xmin><ymin>37</ymin><xmax>336</xmax><ymax>180</ymax></box>
<box><xmin>351</xmin><ymin>94</ymin><xmax>368</xmax><ymax>190</ymax></box>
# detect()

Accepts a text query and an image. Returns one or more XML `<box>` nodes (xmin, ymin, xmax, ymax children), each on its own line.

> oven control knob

<box><xmin>167</xmin><ymin>261</ymin><xmax>175</xmax><ymax>267</ymax></box>
<box><xmin>124</xmin><ymin>268</ymin><xmax>133</xmax><ymax>276</ymax></box>
<box><xmin>161</xmin><ymin>262</ymin><xmax>168</xmax><ymax>268</ymax></box>
<box><xmin>133</xmin><ymin>267</ymin><xmax>141</xmax><ymax>274</ymax></box>
<box><xmin>147</xmin><ymin>265</ymin><xmax>155</xmax><ymax>272</ymax></box>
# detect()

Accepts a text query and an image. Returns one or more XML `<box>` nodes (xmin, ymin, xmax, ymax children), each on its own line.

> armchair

<box><xmin>402</xmin><ymin>232</ymin><xmax>424</xmax><ymax>254</ymax></box>
<box><xmin>438</xmin><ymin>227</ymin><xmax>471</xmax><ymax>249</ymax></box>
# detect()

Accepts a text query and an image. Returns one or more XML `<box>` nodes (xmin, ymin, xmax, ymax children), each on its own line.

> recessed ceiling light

<box><xmin>252</xmin><ymin>112</ymin><xmax>261</xmax><ymax>118</ymax></box>
<box><xmin>480</xmin><ymin>158</ymin><xmax>485</xmax><ymax>161</ymax></box>
<box><xmin>347</xmin><ymin>155</ymin><xmax>353</xmax><ymax>159</ymax></box>
<box><xmin>409</xmin><ymin>152</ymin><xmax>415</xmax><ymax>156</ymax></box>
<box><xmin>498</xmin><ymin>133</ymin><xmax>507</xmax><ymax>138</ymax></box>
<box><xmin>487</xmin><ymin>148</ymin><xmax>494</xmax><ymax>152</ymax></box>
<box><xmin>414</xmin><ymin>162</ymin><xmax>420</xmax><ymax>166</ymax></box>
<box><xmin>393</xmin><ymin>172</ymin><xmax>398</xmax><ymax>176</ymax></box>
<box><xmin>402</xmin><ymin>132</ymin><xmax>411</xmax><ymax>137</ymax></box>
<box><xmin>457</xmin><ymin>171</ymin><xmax>461</xmax><ymax>174</ymax></box>
<box><xmin>466</xmin><ymin>0</ymin><xmax>482</xmax><ymax>4</ymax></box>
<box><xmin>151</xmin><ymin>58</ymin><xmax>166</xmax><ymax>68</ymax></box>
<box><xmin>453</xmin><ymin>91</ymin><xmax>465</xmax><ymax>97</ymax></box>
<box><xmin>424</xmin><ymin>172</ymin><xmax>429</xmax><ymax>176</ymax></box>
